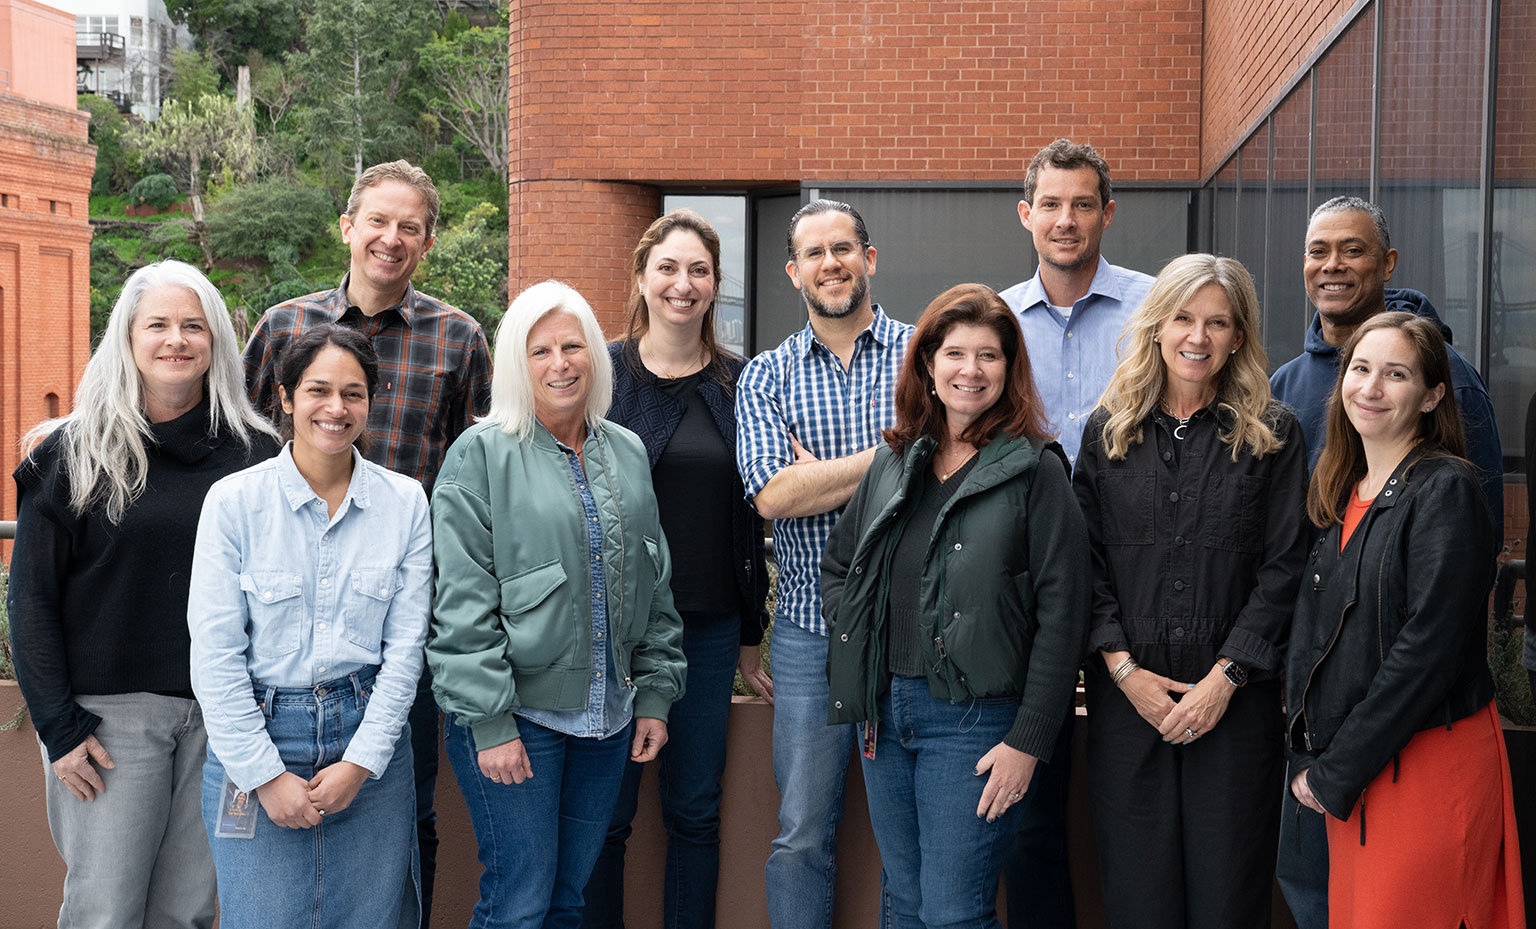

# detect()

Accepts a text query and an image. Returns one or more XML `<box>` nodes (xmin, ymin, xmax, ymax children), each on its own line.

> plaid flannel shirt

<box><xmin>243</xmin><ymin>276</ymin><xmax>493</xmax><ymax>494</ymax></box>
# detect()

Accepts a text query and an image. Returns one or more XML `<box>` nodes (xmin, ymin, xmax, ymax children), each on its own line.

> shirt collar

<box><xmin>796</xmin><ymin>303</ymin><xmax>898</xmax><ymax>359</ymax></box>
<box><xmin>275</xmin><ymin>442</ymin><xmax>372</xmax><ymax>512</ymax></box>
<box><xmin>336</xmin><ymin>272</ymin><xmax>417</xmax><ymax>326</ymax></box>
<box><xmin>1018</xmin><ymin>256</ymin><xmax>1120</xmax><ymax>314</ymax></box>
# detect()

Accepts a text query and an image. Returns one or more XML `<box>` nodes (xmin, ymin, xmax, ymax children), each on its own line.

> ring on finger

<box><xmin>1008</xmin><ymin>791</ymin><xmax>1023</xmax><ymax>801</ymax></box>
<box><xmin>1185</xmin><ymin>727</ymin><xmax>1197</xmax><ymax>739</ymax></box>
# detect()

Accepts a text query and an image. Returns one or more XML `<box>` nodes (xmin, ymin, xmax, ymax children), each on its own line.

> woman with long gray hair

<box><xmin>7</xmin><ymin>259</ymin><xmax>278</xmax><ymax>929</ymax></box>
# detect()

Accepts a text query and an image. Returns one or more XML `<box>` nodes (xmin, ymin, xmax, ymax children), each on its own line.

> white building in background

<box><xmin>57</xmin><ymin>0</ymin><xmax>190</xmax><ymax>119</ymax></box>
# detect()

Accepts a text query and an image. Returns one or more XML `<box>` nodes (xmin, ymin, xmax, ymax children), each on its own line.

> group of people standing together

<box><xmin>4</xmin><ymin>140</ymin><xmax>1524</xmax><ymax>929</ymax></box>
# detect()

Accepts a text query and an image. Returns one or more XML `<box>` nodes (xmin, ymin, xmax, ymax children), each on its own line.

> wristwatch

<box><xmin>1220</xmin><ymin>659</ymin><xmax>1248</xmax><ymax>688</ymax></box>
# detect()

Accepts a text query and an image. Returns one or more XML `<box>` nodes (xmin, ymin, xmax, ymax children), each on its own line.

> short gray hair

<box><xmin>484</xmin><ymin>280</ymin><xmax>613</xmax><ymax>439</ymax></box>
<box><xmin>1309</xmin><ymin>196</ymin><xmax>1391</xmax><ymax>252</ymax></box>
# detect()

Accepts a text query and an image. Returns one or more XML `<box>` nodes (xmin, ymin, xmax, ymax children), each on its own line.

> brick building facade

<box><xmin>0</xmin><ymin>0</ymin><xmax>94</xmax><ymax>549</ymax></box>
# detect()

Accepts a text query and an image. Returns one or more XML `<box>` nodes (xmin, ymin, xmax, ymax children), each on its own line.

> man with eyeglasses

<box><xmin>997</xmin><ymin>139</ymin><xmax>1153</xmax><ymax>929</ymax></box>
<box><xmin>736</xmin><ymin>199</ymin><xmax>913</xmax><ymax>929</ymax></box>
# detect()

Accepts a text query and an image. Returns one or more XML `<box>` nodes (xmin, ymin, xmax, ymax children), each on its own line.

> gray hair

<box><xmin>484</xmin><ymin>280</ymin><xmax>613</xmax><ymax>439</ymax></box>
<box><xmin>1309</xmin><ymin>196</ymin><xmax>1391</xmax><ymax>252</ymax></box>
<box><xmin>23</xmin><ymin>260</ymin><xmax>277</xmax><ymax>523</ymax></box>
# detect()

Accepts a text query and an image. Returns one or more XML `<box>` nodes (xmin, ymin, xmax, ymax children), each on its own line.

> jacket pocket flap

<box><xmin>239</xmin><ymin>571</ymin><xmax>303</xmax><ymax>604</ymax></box>
<box><xmin>499</xmin><ymin>559</ymin><xmax>568</xmax><ymax>615</ymax></box>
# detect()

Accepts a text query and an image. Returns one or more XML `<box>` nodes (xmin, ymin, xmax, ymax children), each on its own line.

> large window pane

<box><xmin>752</xmin><ymin>193</ymin><xmax>805</xmax><ymax>354</ymax></box>
<box><xmin>1237</xmin><ymin>128</ymin><xmax>1270</xmax><ymax>308</ymax></box>
<box><xmin>1313</xmin><ymin>8</ymin><xmax>1374</xmax><ymax>206</ymax></box>
<box><xmin>1267</xmin><ymin>83</ymin><xmax>1312</xmax><ymax>369</ymax></box>
<box><xmin>1379</xmin><ymin>0</ymin><xmax>1486</xmax><ymax>366</ymax></box>
<box><xmin>1210</xmin><ymin>157</ymin><xmax>1238</xmax><ymax>260</ymax></box>
<box><xmin>1490</xmin><ymin>5</ymin><xmax>1536</xmax><ymax>471</ymax></box>
<box><xmin>663</xmin><ymin>194</ymin><xmax>748</xmax><ymax>357</ymax></box>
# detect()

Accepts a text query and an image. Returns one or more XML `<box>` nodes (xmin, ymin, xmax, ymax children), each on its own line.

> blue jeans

<box><xmin>1002</xmin><ymin>710</ymin><xmax>1075</xmax><ymax>929</ymax></box>
<box><xmin>202</xmin><ymin>670</ymin><xmax>419</xmax><ymax>929</ymax></box>
<box><xmin>584</xmin><ymin>611</ymin><xmax>740</xmax><ymax>929</ymax></box>
<box><xmin>765</xmin><ymin>620</ymin><xmax>857</xmax><ymax>929</ymax></box>
<box><xmin>446</xmin><ymin>714</ymin><xmax>633</xmax><ymax>929</ymax></box>
<box><xmin>1276</xmin><ymin>790</ymin><xmax>1329</xmax><ymax>929</ymax></box>
<box><xmin>859</xmin><ymin>675</ymin><xmax>1027</xmax><ymax>929</ymax></box>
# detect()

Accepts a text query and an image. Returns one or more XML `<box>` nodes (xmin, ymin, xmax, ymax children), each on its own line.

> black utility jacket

<box><xmin>1285</xmin><ymin>450</ymin><xmax>1496</xmax><ymax>820</ymax></box>
<box><xmin>1074</xmin><ymin>401</ymin><xmax>1309</xmax><ymax>683</ymax></box>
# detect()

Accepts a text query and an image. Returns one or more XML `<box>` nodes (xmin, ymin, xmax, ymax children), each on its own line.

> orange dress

<box><xmin>1324</xmin><ymin>701</ymin><xmax>1525</xmax><ymax>929</ymax></box>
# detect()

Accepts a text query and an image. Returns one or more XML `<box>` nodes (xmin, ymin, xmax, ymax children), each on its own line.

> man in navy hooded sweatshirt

<box><xmin>1269</xmin><ymin>195</ymin><xmax>1503</xmax><ymax>929</ymax></box>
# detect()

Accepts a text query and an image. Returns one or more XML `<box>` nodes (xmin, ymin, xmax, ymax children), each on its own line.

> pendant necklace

<box><xmin>1160</xmin><ymin>402</ymin><xmax>1192</xmax><ymax>441</ymax></box>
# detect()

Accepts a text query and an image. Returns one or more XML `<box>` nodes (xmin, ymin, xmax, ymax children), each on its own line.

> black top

<box><xmin>886</xmin><ymin>456</ymin><xmax>975</xmax><ymax>676</ymax></box>
<box><xmin>7</xmin><ymin>401</ymin><xmax>279</xmax><ymax>761</ymax></box>
<box><xmin>604</xmin><ymin>341</ymin><xmax>770</xmax><ymax>645</ymax></box>
<box><xmin>652</xmin><ymin>372</ymin><xmax>737</xmax><ymax>613</ymax></box>
<box><xmin>1073</xmin><ymin>400</ymin><xmax>1309</xmax><ymax>683</ymax></box>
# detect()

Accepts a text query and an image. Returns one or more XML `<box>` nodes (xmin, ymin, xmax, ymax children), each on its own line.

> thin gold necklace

<box><xmin>936</xmin><ymin>445</ymin><xmax>978</xmax><ymax>482</ymax></box>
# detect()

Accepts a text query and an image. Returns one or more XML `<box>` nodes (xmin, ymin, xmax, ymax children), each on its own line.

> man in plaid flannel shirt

<box><xmin>243</xmin><ymin>160</ymin><xmax>491</xmax><ymax>926</ymax></box>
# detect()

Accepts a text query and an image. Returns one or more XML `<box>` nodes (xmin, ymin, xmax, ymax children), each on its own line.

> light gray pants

<box><xmin>42</xmin><ymin>692</ymin><xmax>216</xmax><ymax>929</ymax></box>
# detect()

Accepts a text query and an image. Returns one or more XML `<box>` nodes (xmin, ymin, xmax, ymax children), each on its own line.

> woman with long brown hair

<box><xmin>1287</xmin><ymin>311</ymin><xmax>1524</xmax><ymax>929</ymax></box>
<box><xmin>582</xmin><ymin>209</ymin><xmax>770</xmax><ymax>929</ymax></box>
<box><xmin>821</xmin><ymin>283</ymin><xmax>1089</xmax><ymax>929</ymax></box>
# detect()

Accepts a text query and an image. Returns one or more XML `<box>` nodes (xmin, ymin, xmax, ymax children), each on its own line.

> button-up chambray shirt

<box><xmin>515</xmin><ymin>432</ymin><xmax>634</xmax><ymax>739</ymax></box>
<box><xmin>999</xmin><ymin>256</ymin><xmax>1154</xmax><ymax>465</ymax></box>
<box><xmin>735</xmin><ymin>305</ymin><xmax>912</xmax><ymax>635</ymax></box>
<box><xmin>188</xmin><ymin>445</ymin><xmax>432</xmax><ymax>792</ymax></box>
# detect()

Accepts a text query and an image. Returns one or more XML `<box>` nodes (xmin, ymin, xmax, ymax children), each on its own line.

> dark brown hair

<box><xmin>1306</xmin><ymin>311</ymin><xmax>1466</xmax><ymax>527</ymax></box>
<box><xmin>1023</xmin><ymin>139</ymin><xmax>1113</xmax><ymax>208</ymax></box>
<box><xmin>620</xmin><ymin>208</ymin><xmax>733</xmax><ymax>387</ymax></box>
<box><xmin>275</xmin><ymin>323</ymin><xmax>379</xmax><ymax>454</ymax></box>
<box><xmin>885</xmin><ymin>283</ymin><xmax>1051</xmax><ymax>452</ymax></box>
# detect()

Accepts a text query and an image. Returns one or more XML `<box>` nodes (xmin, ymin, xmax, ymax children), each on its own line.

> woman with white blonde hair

<box><xmin>7</xmin><ymin>259</ymin><xmax>278</xmax><ymax>929</ymax></box>
<box><xmin>427</xmin><ymin>280</ymin><xmax>686</xmax><ymax>929</ymax></box>
<box><xmin>1074</xmin><ymin>253</ymin><xmax>1309</xmax><ymax>928</ymax></box>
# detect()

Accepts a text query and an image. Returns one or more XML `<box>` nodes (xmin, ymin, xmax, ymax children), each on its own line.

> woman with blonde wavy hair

<box><xmin>1073</xmin><ymin>253</ymin><xmax>1309</xmax><ymax>929</ymax></box>
<box><xmin>8</xmin><ymin>259</ymin><xmax>278</xmax><ymax>929</ymax></box>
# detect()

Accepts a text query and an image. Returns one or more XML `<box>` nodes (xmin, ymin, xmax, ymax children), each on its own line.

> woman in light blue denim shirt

<box><xmin>188</xmin><ymin>325</ymin><xmax>430</xmax><ymax>929</ymax></box>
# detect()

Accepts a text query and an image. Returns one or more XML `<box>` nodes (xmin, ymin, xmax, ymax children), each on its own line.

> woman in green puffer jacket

<box><xmin>821</xmin><ymin>283</ymin><xmax>1090</xmax><ymax>929</ymax></box>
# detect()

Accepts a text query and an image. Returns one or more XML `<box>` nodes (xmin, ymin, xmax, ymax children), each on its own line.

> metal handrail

<box><xmin>1</xmin><ymin>521</ymin><xmax>14</xmax><ymax>541</ymax></box>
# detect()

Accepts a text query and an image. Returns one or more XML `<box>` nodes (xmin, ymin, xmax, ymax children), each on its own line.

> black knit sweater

<box><xmin>7</xmin><ymin>401</ymin><xmax>278</xmax><ymax>761</ymax></box>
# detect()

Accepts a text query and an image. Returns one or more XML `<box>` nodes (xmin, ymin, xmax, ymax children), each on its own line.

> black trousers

<box><xmin>1085</xmin><ymin>665</ymin><xmax>1282</xmax><ymax>929</ymax></box>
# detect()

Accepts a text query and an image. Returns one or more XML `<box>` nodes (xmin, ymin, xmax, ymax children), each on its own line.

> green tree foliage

<box><xmin>416</xmin><ymin>201</ymin><xmax>508</xmax><ymax>329</ymax></box>
<box><xmin>295</xmin><ymin>0</ymin><xmax>436</xmax><ymax>180</ymax></box>
<box><xmin>166</xmin><ymin>48</ymin><xmax>221</xmax><ymax>103</ymax></box>
<box><xmin>164</xmin><ymin>0</ymin><xmax>309</xmax><ymax>80</ymax></box>
<box><xmin>131</xmin><ymin>93</ymin><xmax>257</xmax><ymax>224</ymax></box>
<box><xmin>205</xmin><ymin>179</ymin><xmax>336</xmax><ymax>265</ymax></box>
<box><xmin>129</xmin><ymin>173</ymin><xmax>180</xmax><ymax>209</ymax></box>
<box><xmin>418</xmin><ymin>23</ymin><xmax>509</xmax><ymax>177</ymax></box>
<box><xmin>78</xmin><ymin>94</ymin><xmax>139</xmax><ymax>195</ymax></box>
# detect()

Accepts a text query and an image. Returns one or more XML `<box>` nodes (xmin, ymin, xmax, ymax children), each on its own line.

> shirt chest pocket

<box><xmin>240</xmin><ymin>571</ymin><xmax>303</xmax><ymax>658</ymax></box>
<box><xmin>1202</xmin><ymin>474</ymin><xmax>1268</xmax><ymax>553</ymax></box>
<box><xmin>346</xmin><ymin>568</ymin><xmax>403</xmax><ymax>651</ymax></box>
<box><xmin>1095</xmin><ymin>470</ymin><xmax>1155</xmax><ymax>545</ymax></box>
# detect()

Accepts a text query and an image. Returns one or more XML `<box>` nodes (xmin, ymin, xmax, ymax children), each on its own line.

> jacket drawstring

<box><xmin>1358</xmin><ymin>791</ymin><xmax>1367</xmax><ymax>846</ymax></box>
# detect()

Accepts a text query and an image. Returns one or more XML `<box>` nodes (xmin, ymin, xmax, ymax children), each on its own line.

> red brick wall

<box><xmin>1202</xmin><ymin>0</ymin><xmax>1354</xmax><ymax>178</ymax></box>
<box><xmin>508</xmin><ymin>0</ymin><xmax>1205</xmax><ymax>313</ymax></box>
<box><xmin>1495</xmin><ymin>0</ymin><xmax>1536</xmax><ymax>180</ymax></box>
<box><xmin>0</xmin><ymin>94</ymin><xmax>94</xmax><ymax>545</ymax></box>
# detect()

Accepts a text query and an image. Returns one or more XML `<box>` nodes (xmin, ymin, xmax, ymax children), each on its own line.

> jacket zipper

<box><xmin>1294</xmin><ymin>596</ymin><xmax>1354</xmax><ymax>751</ymax></box>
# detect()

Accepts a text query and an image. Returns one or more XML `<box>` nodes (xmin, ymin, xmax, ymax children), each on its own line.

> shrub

<box><xmin>414</xmin><ymin>200</ymin><xmax>507</xmax><ymax>329</ymax></box>
<box><xmin>129</xmin><ymin>173</ymin><xmax>180</xmax><ymax>210</ymax></box>
<box><xmin>0</xmin><ymin>570</ymin><xmax>12</xmax><ymax>681</ymax></box>
<box><xmin>205</xmin><ymin>179</ymin><xmax>337</xmax><ymax>266</ymax></box>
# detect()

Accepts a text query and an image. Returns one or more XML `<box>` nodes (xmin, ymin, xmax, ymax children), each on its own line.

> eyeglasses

<box><xmin>793</xmin><ymin>239</ymin><xmax>865</xmax><ymax>265</ymax></box>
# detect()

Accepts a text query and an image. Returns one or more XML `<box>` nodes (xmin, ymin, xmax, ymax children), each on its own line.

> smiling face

<box><xmin>339</xmin><ymin>179</ymin><xmax>434</xmax><ymax>302</ymax></box>
<box><xmin>280</xmin><ymin>344</ymin><xmax>370</xmax><ymax>459</ymax></box>
<box><xmin>1158</xmin><ymin>284</ymin><xmax>1244</xmax><ymax>397</ymax></box>
<box><xmin>1341</xmin><ymin>327</ymin><xmax>1444</xmax><ymax>449</ymax></box>
<box><xmin>1019</xmin><ymin>165</ymin><xmax>1115</xmax><ymax>274</ymax></box>
<box><xmin>527</xmin><ymin>310</ymin><xmax>593</xmax><ymax>431</ymax></box>
<box><xmin>640</xmin><ymin>228</ymin><xmax>716</xmax><ymax>333</ymax></box>
<box><xmin>785</xmin><ymin>210</ymin><xmax>877</xmax><ymax>320</ymax></box>
<box><xmin>927</xmin><ymin>323</ymin><xmax>1008</xmax><ymax>432</ymax></box>
<box><xmin>1303</xmin><ymin>209</ymin><xmax>1399</xmax><ymax>338</ymax></box>
<box><xmin>131</xmin><ymin>284</ymin><xmax>212</xmax><ymax>407</ymax></box>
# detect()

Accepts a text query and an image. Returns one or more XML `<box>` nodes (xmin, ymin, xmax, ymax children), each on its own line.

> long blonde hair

<box><xmin>23</xmin><ymin>260</ymin><xmax>277</xmax><ymax>523</ymax></box>
<box><xmin>1097</xmin><ymin>254</ymin><xmax>1282</xmax><ymax>462</ymax></box>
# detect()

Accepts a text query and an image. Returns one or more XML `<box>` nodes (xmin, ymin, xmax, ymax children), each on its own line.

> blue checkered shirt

<box><xmin>998</xmin><ymin>256</ymin><xmax>1154</xmax><ymax>466</ymax></box>
<box><xmin>735</xmin><ymin>305</ymin><xmax>912</xmax><ymax>635</ymax></box>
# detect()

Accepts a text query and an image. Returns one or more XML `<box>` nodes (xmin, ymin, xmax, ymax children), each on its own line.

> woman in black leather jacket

<box><xmin>1286</xmin><ymin>311</ymin><xmax>1523</xmax><ymax>929</ymax></box>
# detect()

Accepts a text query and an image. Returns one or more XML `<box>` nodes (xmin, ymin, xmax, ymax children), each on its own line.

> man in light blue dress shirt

<box><xmin>735</xmin><ymin>199</ymin><xmax>913</xmax><ymax>929</ymax></box>
<box><xmin>997</xmin><ymin>139</ymin><xmax>1153</xmax><ymax>929</ymax></box>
